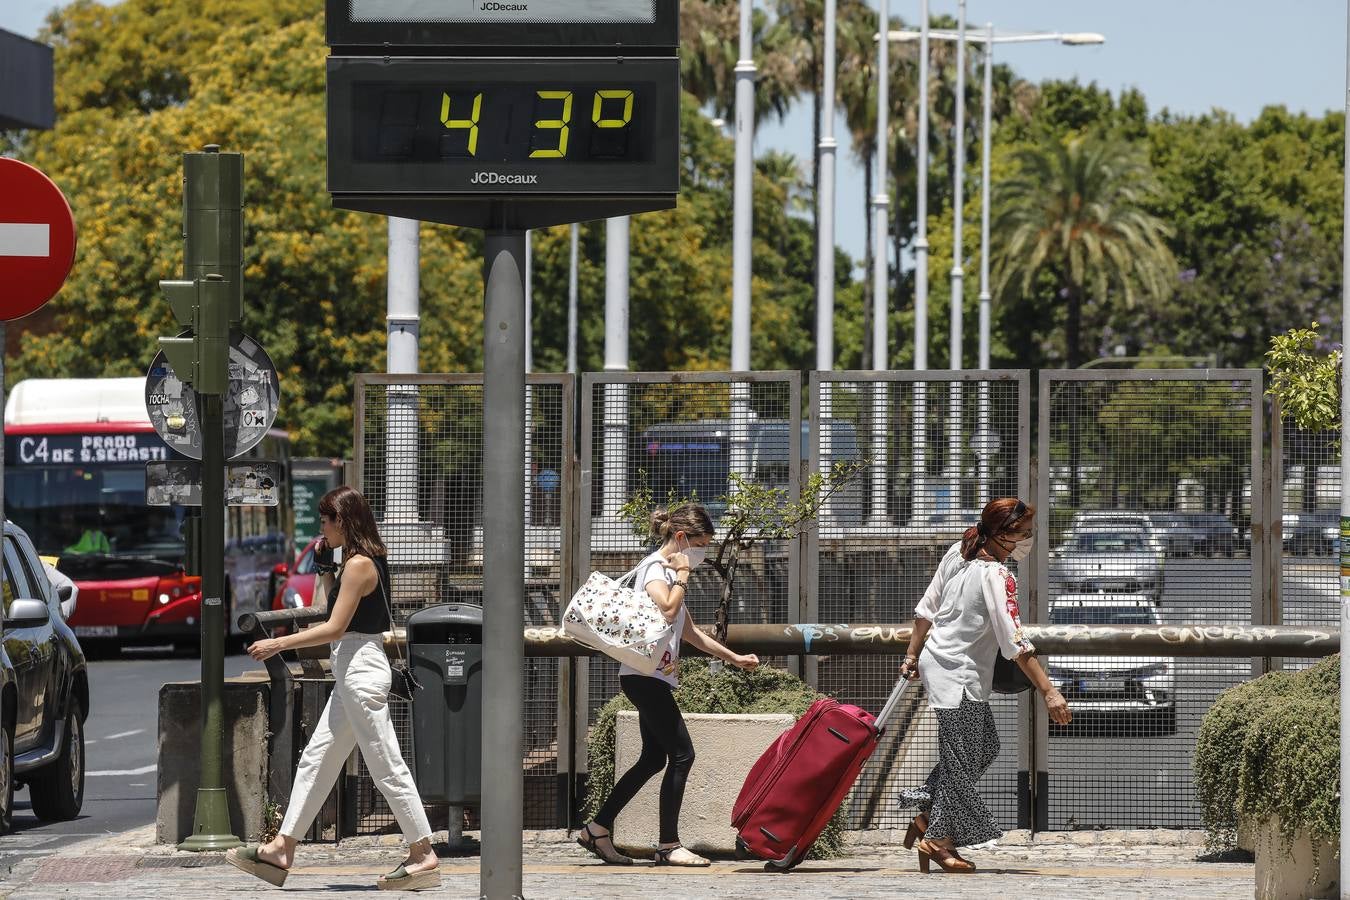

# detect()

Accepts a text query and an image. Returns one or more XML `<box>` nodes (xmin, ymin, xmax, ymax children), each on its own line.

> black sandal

<box><xmin>576</xmin><ymin>823</ymin><xmax>634</xmax><ymax>865</ymax></box>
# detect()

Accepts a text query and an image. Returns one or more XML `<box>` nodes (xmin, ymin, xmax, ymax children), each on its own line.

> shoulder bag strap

<box><xmin>371</xmin><ymin>558</ymin><xmax>406</xmax><ymax>668</ymax></box>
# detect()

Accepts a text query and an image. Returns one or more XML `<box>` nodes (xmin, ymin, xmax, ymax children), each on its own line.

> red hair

<box><xmin>960</xmin><ymin>497</ymin><xmax>1035</xmax><ymax>560</ymax></box>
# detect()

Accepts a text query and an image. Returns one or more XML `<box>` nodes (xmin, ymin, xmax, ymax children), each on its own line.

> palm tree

<box><xmin>992</xmin><ymin>132</ymin><xmax>1177</xmax><ymax>368</ymax></box>
<box><xmin>681</xmin><ymin>0</ymin><xmax>801</xmax><ymax>123</ymax></box>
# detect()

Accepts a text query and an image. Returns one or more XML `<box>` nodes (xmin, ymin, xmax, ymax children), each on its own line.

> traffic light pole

<box><xmin>175</xmin><ymin>146</ymin><xmax>243</xmax><ymax>852</ymax></box>
<box><xmin>480</xmin><ymin>231</ymin><xmax>526</xmax><ymax>900</ymax></box>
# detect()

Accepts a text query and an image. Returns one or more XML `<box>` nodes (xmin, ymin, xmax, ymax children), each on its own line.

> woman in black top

<box><xmin>226</xmin><ymin>486</ymin><xmax>438</xmax><ymax>891</ymax></box>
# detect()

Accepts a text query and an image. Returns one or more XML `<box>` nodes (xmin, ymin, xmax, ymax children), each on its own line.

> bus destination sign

<box><xmin>7</xmin><ymin>432</ymin><xmax>170</xmax><ymax>466</ymax></box>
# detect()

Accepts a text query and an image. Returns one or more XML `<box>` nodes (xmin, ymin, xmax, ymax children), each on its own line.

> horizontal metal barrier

<box><xmin>520</xmin><ymin>622</ymin><xmax>1339</xmax><ymax>658</ymax></box>
<box><xmin>242</xmin><ymin>608</ymin><xmax>1338</xmax><ymax>660</ymax></box>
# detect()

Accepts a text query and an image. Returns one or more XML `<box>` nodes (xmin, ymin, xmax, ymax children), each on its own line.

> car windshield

<box><xmin>5</xmin><ymin>465</ymin><xmax>186</xmax><ymax>574</ymax></box>
<box><xmin>1076</xmin><ymin>533</ymin><xmax>1145</xmax><ymax>552</ymax></box>
<box><xmin>293</xmin><ymin>544</ymin><xmax>317</xmax><ymax>575</ymax></box>
<box><xmin>1050</xmin><ymin>606</ymin><xmax>1156</xmax><ymax>626</ymax></box>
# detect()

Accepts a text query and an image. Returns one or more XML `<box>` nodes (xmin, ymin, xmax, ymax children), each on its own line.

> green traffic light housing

<box><xmin>158</xmin><ymin>273</ymin><xmax>230</xmax><ymax>395</ymax></box>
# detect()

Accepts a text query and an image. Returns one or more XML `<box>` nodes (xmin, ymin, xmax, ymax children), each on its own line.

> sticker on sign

<box><xmin>351</xmin><ymin>0</ymin><xmax>654</xmax><ymax>23</ymax></box>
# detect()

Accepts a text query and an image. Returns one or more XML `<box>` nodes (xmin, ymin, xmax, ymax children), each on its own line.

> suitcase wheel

<box><xmin>764</xmin><ymin>847</ymin><xmax>801</xmax><ymax>873</ymax></box>
<box><xmin>734</xmin><ymin>837</ymin><xmax>750</xmax><ymax>861</ymax></box>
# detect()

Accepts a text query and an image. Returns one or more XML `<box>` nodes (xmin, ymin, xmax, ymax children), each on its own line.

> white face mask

<box><xmin>678</xmin><ymin>538</ymin><xmax>707</xmax><ymax>570</ymax></box>
<box><xmin>1007</xmin><ymin>537</ymin><xmax>1033</xmax><ymax>562</ymax></box>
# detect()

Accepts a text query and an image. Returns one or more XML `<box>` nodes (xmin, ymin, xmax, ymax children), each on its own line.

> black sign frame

<box><xmin>328</xmin><ymin>56</ymin><xmax>680</xmax><ymax>196</ymax></box>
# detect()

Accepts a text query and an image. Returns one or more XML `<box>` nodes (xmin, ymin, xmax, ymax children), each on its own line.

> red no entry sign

<box><xmin>0</xmin><ymin>158</ymin><xmax>76</xmax><ymax>321</ymax></box>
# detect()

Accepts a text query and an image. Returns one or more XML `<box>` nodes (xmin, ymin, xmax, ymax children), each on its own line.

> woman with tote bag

<box><xmin>576</xmin><ymin>503</ymin><xmax>760</xmax><ymax>867</ymax></box>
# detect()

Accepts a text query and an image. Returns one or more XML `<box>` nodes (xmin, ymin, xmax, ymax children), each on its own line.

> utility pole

<box><xmin>162</xmin><ymin>145</ymin><xmax>243</xmax><ymax>852</ymax></box>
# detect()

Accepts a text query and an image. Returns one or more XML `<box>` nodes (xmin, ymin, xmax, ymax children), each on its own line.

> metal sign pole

<box><xmin>1339</xmin><ymin>3</ymin><xmax>1350</xmax><ymax>894</ymax></box>
<box><xmin>178</xmin><ymin>146</ymin><xmax>243</xmax><ymax>851</ymax></box>
<box><xmin>481</xmin><ymin>230</ymin><xmax>526</xmax><ymax>900</ymax></box>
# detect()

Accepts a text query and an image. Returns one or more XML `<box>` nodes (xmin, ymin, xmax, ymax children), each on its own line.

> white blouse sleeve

<box><xmin>980</xmin><ymin>564</ymin><xmax>1035</xmax><ymax>660</ymax></box>
<box><xmin>915</xmin><ymin>543</ymin><xmax>961</xmax><ymax>621</ymax></box>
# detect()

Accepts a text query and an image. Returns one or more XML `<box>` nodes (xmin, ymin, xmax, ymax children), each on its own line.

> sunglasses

<box><xmin>997</xmin><ymin>500</ymin><xmax>1029</xmax><ymax>534</ymax></box>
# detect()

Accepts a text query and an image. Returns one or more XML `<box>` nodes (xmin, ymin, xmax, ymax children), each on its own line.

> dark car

<box><xmin>1283</xmin><ymin>510</ymin><xmax>1339</xmax><ymax>557</ymax></box>
<box><xmin>1</xmin><ymin>520</ymin><xmax>89</xmax><ymax>833</ymax></box>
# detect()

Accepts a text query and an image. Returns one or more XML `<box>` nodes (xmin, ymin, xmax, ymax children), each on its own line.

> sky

<box><xmin>4</xmin><ymin>0</ymin><xmax>1349</xmax><ymax>266</ymax></box>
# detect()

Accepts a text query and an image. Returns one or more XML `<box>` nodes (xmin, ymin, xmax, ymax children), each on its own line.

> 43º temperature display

<box><xmin>327</xmin><ymin>56</ymin><xmax>680</xmax><ymax>196</ymax></box>
<box><xmin>356</xmin><ymin>83</ymin><xmax>649</xmax><ymax>164</ymax></box>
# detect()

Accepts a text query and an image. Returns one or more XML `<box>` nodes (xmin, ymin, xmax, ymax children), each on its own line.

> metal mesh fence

<box><xmin>354</xmin><ymin>374</ymin><xmax>572</xmax><ymax>833</ymax></box>
<box><xmin>810</xmin><ymin>372</ymin><xmax>1030</xmax><ymax>832</ymax></box>
<box><xmin>1038</xmin><ymin>371</ymin><xmax>1262</xmax><ymax>830</ymax></box>
<box><xmin>1278</xmin><ymin>414</ymin><xmax>1339</xmax><ymax>664</ymax></box>
<box><xmin>579</xmin><ymin>373</ymin><xmax>800</xmax><ymax>728</ymax></box>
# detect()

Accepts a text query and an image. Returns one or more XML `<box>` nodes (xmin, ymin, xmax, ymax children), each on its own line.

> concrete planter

<box><xmin>612</xmin><ymin>711</ymin><xmax>794</xmax><ymax>857</ymax></box>
<box><xmin>1254</xmin><ymin>817</ymin><xmax>1339</xmax><ymax>900</ymax></box>
<box><xmin>156</xmin><ymin>676</ymin><xmax>270</xmax><ymax>844</ymax></box>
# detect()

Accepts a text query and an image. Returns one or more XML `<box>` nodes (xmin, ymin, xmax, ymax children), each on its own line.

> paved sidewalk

<box><xmin>0</xmin><ymin>825</ymin><xmax>1253</xmax><ymax>899</ymax></box>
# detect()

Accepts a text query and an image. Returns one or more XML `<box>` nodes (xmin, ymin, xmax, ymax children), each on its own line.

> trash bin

<box><xmin>406</xmin><ymin>603</ymin><xmax>482</xmax><ymax>805</ymax></box>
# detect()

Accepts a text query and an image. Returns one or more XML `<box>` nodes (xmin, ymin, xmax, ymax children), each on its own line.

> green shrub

<box><xmin>1195</xmin><ymin>654</ymin><xmax>1339</xmax><ymax>852</ymax></box>
<box><xmin>583</xmin><ymin>658</ymin><xmax>848</xmax><ymax>858</ymax></box>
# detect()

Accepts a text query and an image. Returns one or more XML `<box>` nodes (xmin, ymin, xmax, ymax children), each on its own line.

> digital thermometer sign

<box><xmin>328</xmin><ymin>57</ymin><xmax>680</xmax><ymax>197</ymax></box>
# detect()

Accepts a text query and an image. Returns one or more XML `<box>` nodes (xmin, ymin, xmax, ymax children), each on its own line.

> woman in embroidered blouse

<box><xmin>897</xmin><ymin>498</ymin><xmax>1071</xmax><ymax>873</ymax></box>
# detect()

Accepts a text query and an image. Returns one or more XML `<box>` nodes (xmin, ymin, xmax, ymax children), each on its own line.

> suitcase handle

<box><xmin>875</xmin><ymin>676</ymin><xmax>912</xmax><ymax>732</ymax></box>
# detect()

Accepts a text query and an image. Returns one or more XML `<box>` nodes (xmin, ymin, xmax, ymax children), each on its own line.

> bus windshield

<box><xmin>6</xmin><ymin>465</ymin><xmax>187</xmax><ymax>575</ymax></box>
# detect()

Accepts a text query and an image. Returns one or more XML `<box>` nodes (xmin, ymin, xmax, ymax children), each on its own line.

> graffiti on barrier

<box><xmin>1027</xmin><ymin>624</ymin><xmax>1336</xmax><ymax>646</ymax></box>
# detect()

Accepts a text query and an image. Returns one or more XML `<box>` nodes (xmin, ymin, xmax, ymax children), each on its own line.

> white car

<box><xmin>1043</xmin><ymin>594</ymin><xmax>1176</xmax><ymax>734</ymax></box>
<box><xmin>1066</xmin><ymin>510</ymin><xmax>1168</xmax><ymax>557</ymax></box>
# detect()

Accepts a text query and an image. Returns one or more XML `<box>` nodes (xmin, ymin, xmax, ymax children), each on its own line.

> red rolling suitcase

<box><xmin>732</xmin><ymin>677</ymin><xmax>911</xmax><ymax>870</ymax></box>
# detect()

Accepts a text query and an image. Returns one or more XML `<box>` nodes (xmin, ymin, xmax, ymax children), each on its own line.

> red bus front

<box><xmin>5</xmin><ymin>427</ymin><xmax>205</xmax><ymax>642</ymax></box>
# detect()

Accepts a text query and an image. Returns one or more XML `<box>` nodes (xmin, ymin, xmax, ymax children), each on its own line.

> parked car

<box><xmin>1283</xmin><ymin>510</ymin><xmax>1339</xmax><ymax>557</ymax></box>
<box><xmin>1066</xmin><ymin>510</ymin><xmax>1167</xmax><ymax>556</ymax></box>
<box><xmin>1</xmin><ymin>520</ymin><xmax>89</xmax><ymax>833</ymax></box>
<box><xmin>1146</xmin><ymin>512</ymin><xmax>1242</xmax><ymax>558</ymax></box>
<box><xmin>1050</xmin><ymin>526</ymin><xmax>1165</xmax><ymax>601</ymax></box>
<box><xmin>269</xmin><ymin>537</ymin><xmax>322</xmax><ymax>613</ymax></box>
<box><xmin>1043</xmin><ymin>594</ymin><xmax>1176</xmax><ymax>734</ymax></box>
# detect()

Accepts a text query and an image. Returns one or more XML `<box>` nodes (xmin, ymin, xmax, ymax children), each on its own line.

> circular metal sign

<box><xmin>0</xmin><ymin>158</ymin><xmax>77</xmax><ymax>321</ymax></box>
<box><xmin>144</xmin><ymin>332</ymin><xmax>280</xmax><ymax>460</ymax></box>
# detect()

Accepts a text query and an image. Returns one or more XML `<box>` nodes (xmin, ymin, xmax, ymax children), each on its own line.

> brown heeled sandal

<box><xmin>917</xmin><ymin>838</ymin><xmax>976</xmax><ymax>873</ymax></box>
<box><xmin>903</xmin><ymin>813</ymin><xmax>929</xmax><ymax>850</ymax></box>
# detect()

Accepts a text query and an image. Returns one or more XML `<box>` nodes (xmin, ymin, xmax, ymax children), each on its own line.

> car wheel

<box><xmin>0</xmin><ymin>715</ymin><xmax>12</xmax><ymax>835</ymax></box>
<box><xmin>29</xmin><ymin>699</ymin><xmax>84</xmax><ymax>822</ymax></box>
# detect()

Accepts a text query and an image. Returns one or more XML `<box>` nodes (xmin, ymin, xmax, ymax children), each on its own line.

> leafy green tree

<box><xmin>992</xmin><ymin>131</ymin><xmax>1177</xmax><ymax>368</ymax></box>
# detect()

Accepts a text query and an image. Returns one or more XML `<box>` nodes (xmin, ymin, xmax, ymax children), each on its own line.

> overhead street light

<box><xmin>878</xmin><ymin>18</ymin><xmax>1103</xmax><ymax>512</ymax></box>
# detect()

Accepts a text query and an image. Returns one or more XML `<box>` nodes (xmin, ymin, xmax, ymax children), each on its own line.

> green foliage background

<box><xmin>3</xmin><ymin>2</ymin><xmax>1346</xmax><ymax>456</ymax></box>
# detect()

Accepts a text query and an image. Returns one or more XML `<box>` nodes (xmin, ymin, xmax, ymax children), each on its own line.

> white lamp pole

<box><xmin>883</xmin><ymin>24</ymin><xmax>1105</xmax><ymax>511</ymax></box>
<box><xmin>816</xmin><ymin>0</ymin><xmax>838</xmax><ymax>373</ymax></box>
<box><xmin>946</xmin><ymin>0</ymin><xmax>967</xmax><ymax>511</ymax></box>
<box><xmin>731</xmin><ymin>0</ymin><xmax>755</xmax><ymax>373</ymax></box>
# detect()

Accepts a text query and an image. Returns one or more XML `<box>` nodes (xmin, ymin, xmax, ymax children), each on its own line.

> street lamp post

<box><xmin>946</xmin><ymin>0</ymin><xmax>967</xmax><ymax>511</ymax></box>
<box><xmin>867</xmin><ymin>0</ymin><xmax>891</xmax><ymax>526</ymax></box>
<box><xmin>884</xmin><ymin>24</ymin><xmax>1104</xmax><ymax>510</ymax></box>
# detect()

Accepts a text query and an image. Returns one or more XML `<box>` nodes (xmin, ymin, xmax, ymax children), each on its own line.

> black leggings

<box><xmin>593</xmin><ymin>675</ymin><xmax>695</xmax><ymax>844</ymax></box>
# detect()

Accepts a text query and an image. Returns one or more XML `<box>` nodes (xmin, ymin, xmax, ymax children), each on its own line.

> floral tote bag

<box><xmin>563</xmin><ymin>565</ymin><xmax>674</xmax><ymax>675</ymax></box>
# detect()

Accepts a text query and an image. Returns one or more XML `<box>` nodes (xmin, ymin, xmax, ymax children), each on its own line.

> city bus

<box><xmin>3</xmin><ymin>377</ymin><xmax>292</xmax><ymax>648</ymax></box>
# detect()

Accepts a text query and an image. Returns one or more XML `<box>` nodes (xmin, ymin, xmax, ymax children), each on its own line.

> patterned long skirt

<box><xmin>897</xmin><ymin>697</ymin><xmax>1002</xmax><ymax>848</ymax></box>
